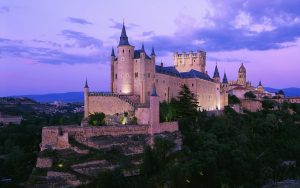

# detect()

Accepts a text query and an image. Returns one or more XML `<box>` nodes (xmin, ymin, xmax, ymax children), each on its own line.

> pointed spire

<box><xmin>151</xmin><ymin>46</ymin><xmax>155</xmax><ymax>56</ymax></box>
<box><xmin>84</xmin><ymin>78</ymin><xmax>89</xmax><ymax>88</ymax></box>
<box><xmin>151</xmin><ymin>84</ymin><xmax>158</xmax><ymax>96</ymax></box>
<box><xmin>259</xmin><ymin>80</ymin><xmax>262</xmax><ymax>86</ymax></box>
<box><xmin>118</xmin><ymin>21</ymin><xmax>130</xmax><ymax>46</ymax></box>
<box><xmin>111</xmin><ymin>47</ymin><xmax>115</xmax><ymax>57</ymax></box>
<box><xmin>141</xmin><ymin>43</ymin><xmax>145</xmax><ymax>52</ymax></box>
<box><xmin>222</xmin><ymin>72</ymin><xmax>228</xmax><ymax>84</ymax></box>
<box><xmin>213</xmin><ymin>63</ymin><xmax>220</xmax><ymax>78</ymax></box>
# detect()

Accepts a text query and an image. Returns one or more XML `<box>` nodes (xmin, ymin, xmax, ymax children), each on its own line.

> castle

<box><xmin>84</xmin><ymin>23</ymin><xmax>228</xmax><ymax>123</ymax></box>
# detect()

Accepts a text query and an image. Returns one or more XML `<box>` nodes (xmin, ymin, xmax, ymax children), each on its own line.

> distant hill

<box><xmin>265</xmin><ymin>87</ymin><xmax>300</xmax><ymax>97</ymax></box>
<box><xmin>11</xmin><ymin>87</ymin><xmax>300</xmax><ymax>103</ymax></box>
<box><xmin>13</xmin><ymin>92</ymin><xmax>84</xmax><ymax>103</ymax></box>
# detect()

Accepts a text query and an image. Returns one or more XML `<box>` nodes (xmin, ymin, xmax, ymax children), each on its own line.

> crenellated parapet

<box><xmin>174</xmin><ymin>50</ymin><xmax>206</xmax><ymax>73</ymax></box>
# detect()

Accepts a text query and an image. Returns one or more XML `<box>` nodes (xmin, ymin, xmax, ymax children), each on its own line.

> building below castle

<box><xmin>220</xmin><ymin>63</ymin><xmax>274</xmax><ymax>100</ymax></box>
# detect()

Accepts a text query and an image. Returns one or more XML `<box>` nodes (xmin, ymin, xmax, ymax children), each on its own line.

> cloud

<box><xmin>142</xmin><ymin>31</ymin><xmax>154</xmax><ymax>36</ymax></box>
<box><xmin>109</xmin><ymin>18</ymin><xmax>139</xmax><ymax>29</ymax></box>
<box><xmin>66</xmin><ymin>17</ymin><xmax>92</xmax><ymax>25</ymax></box>
<box><xmin>0</xmin><ymin>6</ymin><xmax>9</xmax><ymax>13</ymax></box>
<box><xmin>144</xmin><ymin>0</ymin><xmax>300</xmax><ymax>54</ymax></box>
<box><xmin>0</xmin><ymin>37</ymin><xmax>109</xmax><ymax>65</ymax></box>
<box><xmin>61</xmin><ymin>30</ymin><xmax>103</xmax><ymax>48</ymax></box>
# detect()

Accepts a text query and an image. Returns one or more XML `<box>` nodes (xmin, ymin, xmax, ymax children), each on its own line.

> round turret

<box><xmin>116</xmin><ymin>23</ymin><xmax>134</xmax><ymax>94</ymax></box>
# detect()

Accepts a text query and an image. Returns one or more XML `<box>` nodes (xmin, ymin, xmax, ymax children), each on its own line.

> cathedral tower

<box><xmin>213</xmin><ymin>64</ymin><xmax>220</xmax><ymax>83</ymax></box>
<box><xmin>237</xmin><ymin>63</ymin><xmax>246</xmax><ymax>86</ymax></box>
<box><xmin>116</xmin><ymin>22</ymin><xmax>134</xmax><ymax>94</ymax></box>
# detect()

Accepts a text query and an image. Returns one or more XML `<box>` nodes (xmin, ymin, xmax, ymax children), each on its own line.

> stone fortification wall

<box><xmin>159</xmin><ymin>122</ymin><xmax>179</xmax><ymax>133</ymax></box>
<box><xmin>87</xmin><ymin>94</ymin><xmax>134</xmax><ymax>115</ymax></box>
<box><xmin>241</xmin><ymin>99</ymin><xmax>262</xmax><ymax>112</ymax></box>
<box><xmin>135</xmin><ymin>107</ymin><xmax>150</xmax><ymax>125</ymax></box>
<box><xmin>41</xmin><ymin>127</ymin><xmax>70</xmax><ymax>151</ymax></box>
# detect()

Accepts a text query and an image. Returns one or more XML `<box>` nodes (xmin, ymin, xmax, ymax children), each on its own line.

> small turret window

<box><xmin>123</xmin><ymin>49</ymin><xmax>124</xmax><ymax>53</ymax></box>
<box><xmin>115</xmin><ymin>74</ymin><xmax>117</xmax><ymax>79</ymax></box>
<box><xmin>148</xmin><ymin>73</ymin><xmax>150</xmax><ymax>78</ymax></box>
<box><xmin>135</xmin><ymin>72</ymin><xmax>138</xmax><ymax>78</ymax></box>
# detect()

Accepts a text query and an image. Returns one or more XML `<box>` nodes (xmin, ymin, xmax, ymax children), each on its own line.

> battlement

<box><xmin>174</xmin><ymin>50</ymin><xmax>206</xmax><ymax>73</ymax></box>
<box><xmin>174</xmin><ymin>50</ymin><xmax>206</xmax><ymax>58</ymax></box>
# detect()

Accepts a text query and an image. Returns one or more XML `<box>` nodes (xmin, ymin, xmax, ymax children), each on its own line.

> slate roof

<box><xmin>118</xmin><ymin>24</ymin><xmax>130</xmax><ymax>46</ymax></box>
<box><xmin>155</xmin><ymin>65</ymin><xmax>212</xmax><ymax>81</ymax></box>
<box><xmin>134</xmin><ymin>50</ymin><xmax>151</xmax><ymax>60</ymax></box>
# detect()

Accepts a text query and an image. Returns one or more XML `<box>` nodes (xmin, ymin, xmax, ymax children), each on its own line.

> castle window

<box><xmin>165</xmin><ymin>93</ymin><xmax>166</xmax><ymax>96</ymax></box>
<box><xmin>192</xmin><ymin>83</ymin><xmax>194</xmax><ymax>87</ymax></box>
<box><xmin>148</xmin><ymin>91</ymin><xmax>150</xmax><ymax>96</ymax></box>
<box><xmin>193</xmin><ymin>60</ymin><xmax>195</xmax><ymax>62</ymax></box>
<box><xmin>135</xmin><ymin>72</ymin><xmax>138</xmax><ymax>78</ymax></box>
<box><xmin>115</xmin><ymin>74</ymin><xmax>117</xmax><ymax>79</ymax></box>
<box><xmin>148</xmin><ymin>73</ymin><xmax>150</xmax><ymax>78</ymax></box>
<box><xmin>156</xmin><ymin>79</ymin><xmax>158</xmax><ymax>83</ymax></box>
<box><xmin>123</xmin><ymin>49</ymin><xmax>124</xmax><ymax>53</ymax></box>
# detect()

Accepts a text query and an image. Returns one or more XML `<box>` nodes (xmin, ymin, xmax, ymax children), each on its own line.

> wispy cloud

<box><xmin>0</xmin><ymin>6</ymin><xmax>9</xmax><ymax>14</ymax></box>
<box><xmin>61</xmin><ymin>30</ymin><xmax>103</xmax><ymax>48</ymax></box>
<box><xmin>109</xmin><ymin>18</ymin><xmax>139</xmax><ymax>29</ymax></box>
<box><xmin>66</xmin><ymin>17</ymin><xmax>92</xmax><ymax>25</ymax></box>
<box><xmin>0</xmin><ymin>29</ymin><xmax>109</xmax><ymax>65</ymax></box>
<box><xmin>142</xmin><ymin>31</ymin><xmax>154</xmax><ymax>36</ymax></box>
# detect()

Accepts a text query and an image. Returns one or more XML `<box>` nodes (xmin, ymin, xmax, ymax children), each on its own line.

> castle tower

<box><xmin>84</xmin><ymin>79</ymin><xmax>89</xmax><ymax>118</ymax></box>
<box><xmin>174</xmin><ymin>50</ymin><xmax>206</xmax><ymax>73</ymax></box>
<box><xmin>116</xmin><ymin>22</ymin><xmax>134</xmax><ymax>95</ymax></box>
<box><xmin>149</xmin><ymin>84</ymin><xmax>160</xmax><ymax>135</ymax></box>
<box><xmin>110</xmin><ymin>47</ymin><xmax>115</xmax><ymax>93</ymax></box>
<box><xmin>237</xmin><ymin>63</ymin><xmax>246</xmax><ymax>86</ymax></box>
<box><xmin>213</xmin><ymin>64</ymin><xmax>220</xmax><ymax>83</ymax></box>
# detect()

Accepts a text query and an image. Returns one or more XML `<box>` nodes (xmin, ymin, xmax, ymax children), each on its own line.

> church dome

<box><xmin>239</xmin><ymin>63</ymin><xmax>246</xmax><ymax>73</ymax></box>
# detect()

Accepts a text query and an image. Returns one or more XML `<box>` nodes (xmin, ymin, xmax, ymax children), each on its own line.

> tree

<box><xmin>228</xmin><ymin>95</ymin><xmax>240</xmax><ymax>104</ymax></box>
<box><xmin>176</xmin><ymin>84</ymin><xmax>199</xmax><ymax>118</ymax></box>
<box><xmin>88</xmin><ymin>112</ymin><xmax>106</xmax><ymax>126</ymax></box>
<box><xmin>244</xmin><ymin>91</ymin><xmax>256</xmax><ymax>99</ymax></box>
<box><xmin>277</xmin><ymin>90</ymin><xmax>285</xmax><ymax>95</ymax></box>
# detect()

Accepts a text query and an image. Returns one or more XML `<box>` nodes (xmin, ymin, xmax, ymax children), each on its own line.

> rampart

<box><xmin>40</xmin><ymin>123</ymin><xmax>179</xmax><ymax>151</ymax></box>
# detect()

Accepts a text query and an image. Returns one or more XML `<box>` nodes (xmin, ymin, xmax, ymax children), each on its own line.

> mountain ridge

<box><xmin>10</xmin><ymin>87</ymin><xmax>300</xmax><ymax>103</ymax></box>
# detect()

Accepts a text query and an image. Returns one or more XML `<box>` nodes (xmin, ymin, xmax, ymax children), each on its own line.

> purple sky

<box><xmin>1</xmin><ymin>0</ymin><xmax>300</xmax><ymax>96</ymax></box>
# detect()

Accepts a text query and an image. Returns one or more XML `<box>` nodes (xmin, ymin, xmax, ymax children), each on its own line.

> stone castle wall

<box><xmin>241</xmin><ymin>99</ymin><xmax>262</xmax><ymax>112</ymax></box>
<box><xmin>87</xmin><ymin>95</ymin><xmax>134</xmax><ymax>115</ymax></box>
<box><xmin>41</xmin><ymin>123</ymin><xmax>179</xmax><ymax>151</ymax></box>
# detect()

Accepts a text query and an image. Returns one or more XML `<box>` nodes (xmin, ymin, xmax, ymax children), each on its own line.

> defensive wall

<box><xmin>40</xmin><ymin>122</ymin><xmax>179</xmax><ymax>151</ymax></box>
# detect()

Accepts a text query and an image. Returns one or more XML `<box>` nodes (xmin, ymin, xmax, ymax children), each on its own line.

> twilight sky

<box><xmin>1</xmin><ymin>0</ymin><xmax>300</xmax><ymax>96</ymax></box>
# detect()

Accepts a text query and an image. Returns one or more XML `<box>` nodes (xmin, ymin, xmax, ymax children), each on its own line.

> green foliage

<box><xmin>88</xmin><ymin>112</ymin><xmax>106</xmax><ymax>126</ymax></box>
<box><xmin>228</xmin><ymin>94</ymin><xmax>240</xmax><ymax>104</ymax></box>
<box><xmin>262</xmin><ymin>99</ymin><xmax>277</xmax><ymax>110</ymax></box>
<box><xmin>244</xmin><ymin>91</ymin><xmax>256</xmax><ymax>99</ymax></box>
<box><xmin>160</xmin><ymin>98</ymin><xmax>178</xmax><ymax>122</ymax></box>
<box><xmin>129</xmin><ymin>116</ymin><xmax>138</xmax><ymax>125</ymax></box>
<box><xmin>176</xmin><ymin>84</ymin><xmax>199</xmax><ymax>118</ymax></box>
